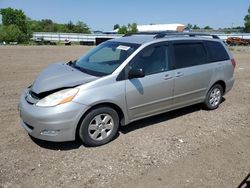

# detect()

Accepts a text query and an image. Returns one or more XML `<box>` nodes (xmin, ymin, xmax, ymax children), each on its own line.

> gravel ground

<box><xmin>0</xmin><ymin>46</ymin><xmax>249</xmax><ymax>188</ymax></box>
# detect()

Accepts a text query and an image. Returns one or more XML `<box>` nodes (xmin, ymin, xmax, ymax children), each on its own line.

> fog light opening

<box><xmin>40</xmin><ymin>130</ymin><xmax>60</xmax><ymax>136</ymax></box>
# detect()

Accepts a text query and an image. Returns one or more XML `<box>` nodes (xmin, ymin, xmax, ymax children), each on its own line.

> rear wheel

<box><xmin>79</xmin><ymin>106</ymin><xmax>119</xmax><ymax>147</ymax></box>
<box><xmin>204</xmin><ymin>84</ymin><xmax>223</xmax><ymax>110</ymax></box>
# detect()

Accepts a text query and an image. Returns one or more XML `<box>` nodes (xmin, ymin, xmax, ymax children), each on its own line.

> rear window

<box><xmin>173</xmin><ymin>43</ymin><xmax>207</xmax><ymax>69</ymax></box>
<box><xmin>205</xmin><ymin>41</ymin><xmax>229</xmax><ymax>62</ymax></box>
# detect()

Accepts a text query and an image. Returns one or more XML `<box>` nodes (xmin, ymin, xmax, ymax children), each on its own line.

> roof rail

<box><xmin>123</xmin><ymin>31</ymin><xmax>177</xmax><ymax>37</ymax></box>
<box><xmin>154</xmin><ymin>32</ymin><xmax>220</xmax><ymax>39</ymax></box>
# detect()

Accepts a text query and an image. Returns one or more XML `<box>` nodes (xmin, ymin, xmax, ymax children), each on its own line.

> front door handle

<box><xmin>175</xmin><ymin>72</ymin><xmax>184</xmax><ymax>77</ymax></box>
<box><xmin>164</xmin><ymin>74</ymin><xmax>173</xmax><ymax>80</ymax></box>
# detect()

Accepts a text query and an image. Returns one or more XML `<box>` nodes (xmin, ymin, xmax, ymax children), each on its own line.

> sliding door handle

<box><xmin>175</xmin><ymin>72</ymin><xmax>184</xmax><ymax>77</ymax></box>
<box><xmin>164</xmin><ymin>74</ymin><xmax>173</xmax><ymax>80</ymax></box>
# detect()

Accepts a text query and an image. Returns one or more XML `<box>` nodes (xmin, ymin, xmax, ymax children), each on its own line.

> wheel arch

<box><xmin>210</xmin><ymin>80</ymin><xmax>226</xmax><ymax>94</ymax></box>
<box><xmin>75</xmin><ymin>102</ymin><xmax>126</xmax><ymax>140</ymax></box>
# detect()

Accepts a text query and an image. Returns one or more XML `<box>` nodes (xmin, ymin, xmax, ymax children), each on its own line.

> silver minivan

<box><xmin>19</xmin><ymin>33</ymin><xmax>235</xmax><ymax>146</ymax></box>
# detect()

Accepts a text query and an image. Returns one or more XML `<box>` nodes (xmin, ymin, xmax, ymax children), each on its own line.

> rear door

<box><xmin>171</xmin><ymin>41</ymin><xmax>213</xmax><ymax>108</ymax></box>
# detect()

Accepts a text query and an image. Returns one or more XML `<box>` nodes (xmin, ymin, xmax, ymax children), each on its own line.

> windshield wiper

<box><xmin>67</xmin><ymin>60</ymin><xmax>76</xmax><ymax>67</ymax></box>
<box><xmin>67</xmin><ymin>60</ymin><xmax>86</xmax><ymax>73</ymax></box>
<box><xmin>67</xmin><ymin>60</ymin><xmax>88</xmax><ymax>73</ymax></box>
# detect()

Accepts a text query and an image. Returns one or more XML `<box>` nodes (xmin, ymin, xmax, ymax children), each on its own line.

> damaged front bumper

<box><xmin>18</xmin><ymin>88</ymin><xmax>88</xmax><ymax>142</ymax></box>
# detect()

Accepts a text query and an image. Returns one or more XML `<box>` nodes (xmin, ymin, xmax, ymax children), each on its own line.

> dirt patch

<box><xmin>0</xmin><ymin>46</ymin><xmax>249</xmax><ymax>188</ymax></box>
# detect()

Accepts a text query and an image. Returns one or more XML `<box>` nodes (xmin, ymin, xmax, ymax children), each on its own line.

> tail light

<box><xmin>231</xmin><ymin>58</ymin><xmax>236</xmax><ymax>69</ymax></box>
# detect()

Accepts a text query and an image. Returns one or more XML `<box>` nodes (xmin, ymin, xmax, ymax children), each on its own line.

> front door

<box><xmin>125</xmin><ymin>44</ymin><xmax>174</xmax><ymax>120</ymax></box>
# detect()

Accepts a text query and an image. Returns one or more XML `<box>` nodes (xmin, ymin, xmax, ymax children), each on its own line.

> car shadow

<box><xmin>29</xmin><ymin>135</ymin><xmax>82</xmax><ymax>150</ymax></box>
<box><xmin>120</xmin><ymin>98</ymin><xmax>225</xmax><ymax>134</ymax></box>
<box><xmin>120</xmin><ymin>104</ymin><xmax>201</xmax><ymax>134</ymax></box>
<box><xmin>29</xmin><ymin>133</ymin><xmax>121</xmax><ymax>149</ymax></box>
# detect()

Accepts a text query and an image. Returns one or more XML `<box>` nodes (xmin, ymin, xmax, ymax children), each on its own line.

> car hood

<box><xmin>31</xmin><ymin>63</ymin><xmax>98</xmax><ymax>94</ymax></box>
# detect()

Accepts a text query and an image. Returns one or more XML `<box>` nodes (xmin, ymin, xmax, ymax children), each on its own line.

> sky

<box><xmin>0</xmin><ymin>0</ymin><xmax>249</xmax><ymax>31</ymax></box>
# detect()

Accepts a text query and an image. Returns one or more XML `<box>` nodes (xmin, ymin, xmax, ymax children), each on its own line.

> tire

<box><xmin>204</xmin><ymin>84</ymin><xmax>223</xmax><ymax>110</ymax></box>
<box><xmin>79</xmin><ymin>106</ymin><xmax>119</xmax><ymax>147</ymax></box>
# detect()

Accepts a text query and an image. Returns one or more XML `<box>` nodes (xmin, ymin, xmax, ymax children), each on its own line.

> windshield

<box><xmin>75</xmin><ymin>41</ymin><xmax>140</xmax><ymax>76</ymax></box>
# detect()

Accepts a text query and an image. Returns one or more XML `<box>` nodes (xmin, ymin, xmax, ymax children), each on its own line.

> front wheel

<box><xmin>204</xmin><ymin>84</ymin><xmax>223</xmax><ymax>110</ymax></box>
<box><xmin>79</xmin><ymin>106</ymin><xmax>119</xmax><ymax>147</ymax></box>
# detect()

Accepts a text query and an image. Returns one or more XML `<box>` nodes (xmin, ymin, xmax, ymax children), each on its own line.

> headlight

<box><xmin>36</xmin><ymin>88</ymin><xmax>79</xmax><ymax>107</ymax></box>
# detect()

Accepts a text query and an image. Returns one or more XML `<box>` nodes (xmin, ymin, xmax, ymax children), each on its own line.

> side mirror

<box><xmin>128</xmin><ymin>68</ymin><xmax>145</xmax><ymax>79</ymax></box>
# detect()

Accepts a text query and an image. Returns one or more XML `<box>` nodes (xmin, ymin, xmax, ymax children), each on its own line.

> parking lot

<box><xmin>0</xmin><ymin>45</ymin><xmax>249</xmax><ymax>188</ymax></box>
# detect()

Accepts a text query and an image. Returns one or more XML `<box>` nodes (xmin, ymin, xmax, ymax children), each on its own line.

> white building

<box><xmin>137</xmin><ymin>24</ymin><xmax>186</xmax><ymax>32</ymax></box>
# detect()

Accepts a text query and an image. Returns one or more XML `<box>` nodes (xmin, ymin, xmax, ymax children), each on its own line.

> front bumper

<box><xmin>19</xmin><ymin>89</ymin><xmax>88</xmax><ymax>142</ymax></box>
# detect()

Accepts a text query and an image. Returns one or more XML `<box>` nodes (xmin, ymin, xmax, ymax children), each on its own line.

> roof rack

<box><xmin>123</xmin><ymin>31</ymin><xmax>176</xmax><ymax>37</ymax></box>
<box><xmin>123</xmin><ymin>32</ymin><xmax>220</xmax><ymax>39</ymax></box>
<box><xmin>153</xmin><ymin>32</ymin><xmax>220</xmax><ymax>39</ymax></box>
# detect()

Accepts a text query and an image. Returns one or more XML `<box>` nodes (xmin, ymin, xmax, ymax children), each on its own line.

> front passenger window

<box><xmin>130</xmin><ymin>45</ymin><xmax>168</xmax><ymax>75</ymax></box>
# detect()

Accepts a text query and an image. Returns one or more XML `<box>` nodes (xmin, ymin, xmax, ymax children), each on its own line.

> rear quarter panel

<box><xmin>209</xmin><ymin>42</ymin><xmax>235</xmax><ymax>94</ymax></box>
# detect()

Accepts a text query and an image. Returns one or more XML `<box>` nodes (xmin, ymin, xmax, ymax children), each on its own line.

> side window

<box><xmin>205</xmin><ymin>41</ymin><xmax>230</xmax><ymax>62</ymax></box>
<box><xmin>173</xmin><ymin>43</ymin><xmax>207</xmax><ymax>69</ymax></box>
<box><xmin>130</xmin><ymin>45</ymin><xmax>169</xmax><ymax>75</ymax></box>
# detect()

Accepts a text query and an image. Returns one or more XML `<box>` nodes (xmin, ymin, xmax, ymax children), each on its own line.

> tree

<box><xmin>118</xmin><ymin>25</ymin><xmax>128</xmax><ymax>34</ymax></box>
<box><xmin>65</xmin><ymin>21</ymin><xmax>90</xmax><ymax>33</ymax></box>
<box><xmin>204</xmin><ymin>26</ymin><xmax>213</xmax><ymax>30</ymax></box>
<box><xmin>26</xmin><ymin>18</ymin><xmax>91</xmax><ymax>33</ymax></box>
<box><xmin>40</xmin><ymin>19</ymin><xmax>56</xmax><ymax>32</ymax></box>
<box><xmin>0</xmin><ymin>7</ymin><xmax>28</xmax><ymax>34</ymax></box>
<box><xmin>0</xmin><ymin>7</ymin><xmax>92</xmax><ymax>43</ymax></box>
<box><xmin>74</xmin><ymin>21</ymin><xmax>91</xmax><ymax>33</ymax></box>
<box><xmin>67</xmin><ymin>21</ymin><xmax>74</xmax><ymax>31</ymax></box>
<box><xmin>113</xmin><ymin>24</ymin><xmax>120</xmax><ymax>30</ymax></box>
<box><xmin>193</xmin><ymin>24</ymin><xmax>200</xmax><ymax>30</ymax></box>
<box><xmin>244</xmin><ymin>6</ymin><xmax>250</xmax><ymax>32</ymax></box>
<box><xmin>118</xmin><ymin>23</ymin><xmax>138</xmax><ymax>34</ymax></box>
<box><xmin>128</xmin><ymin>23</ymin><xmax>138</xmax><ymax>33</ymax></box>
<box><xmin>186</xmin><ymin>23</ymin><xmax>200</xmax><ymax>30</ymax></box>
<box><xmin>0</xmin><ymin>24</ymin><xmax>26</xmax><ymax>42</ymax></box>
<box><xmin>187</xmin><ymin>23</ymin><xmax>193</xmax><ymax>29</ymax></box>
<box><xmin>0</xmin><ymin>7</ymin><xmax>30</xmax><ymax>42</ymax></box>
